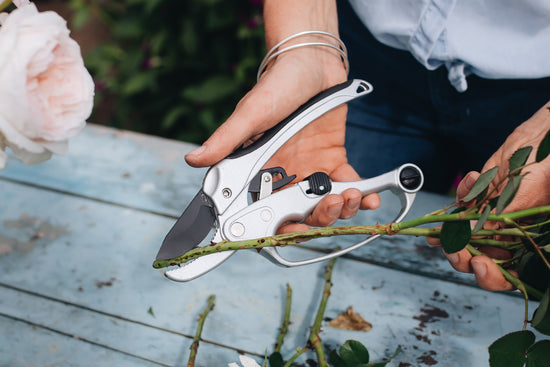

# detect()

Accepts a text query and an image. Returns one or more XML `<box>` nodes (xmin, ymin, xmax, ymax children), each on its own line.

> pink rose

<box><xmin>0</xmin><ymin>0</ymin><xmax>94</xmax><ymax>168</ymax></box>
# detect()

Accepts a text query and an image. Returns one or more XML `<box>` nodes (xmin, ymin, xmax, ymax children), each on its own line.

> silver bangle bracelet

<box><xmin>256</xmin><ymin>30</ymin><xmax>349</xmax><ymax>81</ymax></box>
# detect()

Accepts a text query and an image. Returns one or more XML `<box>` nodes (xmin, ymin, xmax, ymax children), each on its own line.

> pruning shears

<box><xmin>154</xmin><ymin>79</ymin><xmax>423</xmax><ymax>281</ymax></box>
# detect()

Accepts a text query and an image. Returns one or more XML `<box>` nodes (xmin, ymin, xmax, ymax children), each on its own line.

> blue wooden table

<box><xmin>0</xmin><ymin>124</ymin><xmax>540</xmax><ymax>366</ymax></box>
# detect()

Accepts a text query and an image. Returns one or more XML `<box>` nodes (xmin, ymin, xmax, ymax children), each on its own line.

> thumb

<box><xmin>183</xmin><ymin>97</ymin><xmax>261</xmax><ymax>168</ymax></box>
<box><xmin>456</xmin><ymin>171</ymin><xmax>481</xmax><ymax>202</ymax></box>
<box><xmin>185</xmin><ymin>72</ymin><xmax>321</xmax><ymax>168</ymax></box>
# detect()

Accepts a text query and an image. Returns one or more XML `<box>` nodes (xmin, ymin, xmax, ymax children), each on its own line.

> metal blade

<box><xmin>164</xmin><ymin>251</ymin><xmax>235</xmax><ymax>281</ymax></box>
<box><xmin>155</xmin><ymin>190</ymin><xmax>216</xmax><ymax>261</ymax></box>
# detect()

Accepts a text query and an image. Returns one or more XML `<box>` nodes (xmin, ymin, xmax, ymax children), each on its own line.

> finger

<box><xmin>361</xmin><ymin>193</ymin><xmax>381</xmax><ymax>210</ymax></box>
<box><xmin>426</xmin><ymin>236</ymin><xmax>440</xmax><ymax>246</ymax></box>
<box><xmin>471</xmin><ymin>256</ymin><xmax>515</xmax><ymax>291</ymax></box>
<box><xmin>330</xmin><ymin>163</ymin><xmax>380</xmax><ymax>210</ymax></box>
<box><xmin>276</xmin><ymin>222</ymin><xmax>311</xmax><ymax>235</ymax></box>
<box><xmin>425</xmin><ymin>225</ymin><xmax>442</xmax><ymax>246</ymax></box>
<box><xmin>185</xmin><ymin>71</ymin><xmax>317</xmax><ymax>168</ymax></box>
<box><xmin>478</xmin><ymin>245</ymin><xmax>512</xmax><ymax>260</ymax></box>
<box><xmin>328</xmin><ymin>156</ymin><xmax>362</xmax><ymax>218</ymax></box>
<box><xmin>456</xmin><ymin>171</ymin><xmax>480</xmax><ymax>202</ymax></box>
<box><xmin>303</xmin><ymin>194</ymin><xmax>344</xmax><ymax>227</ymax></box>
<box><xmin>185</xmin><ymin>88</ymin><xmax>276</xmax><ymax>167</ymax></box>
<box><xmin>340</xmin><ymin>188</ymin><xmax>362</xmax><ymax>219</ymax></box>
<box><xmin>445</xmin><ymin>248</ymin><xmax>473</xmax><ymax>273</ymax></box>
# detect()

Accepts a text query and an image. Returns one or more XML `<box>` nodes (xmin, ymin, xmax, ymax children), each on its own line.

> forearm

<box><xmin>263</xmin><ymin>0</ymin><xmax>340</xmax><ymax>48</ymax></box>
<box><xmin>261</xmin><ymin>0</ymin><xmax>346</xmax><ymax>88</ymax></box>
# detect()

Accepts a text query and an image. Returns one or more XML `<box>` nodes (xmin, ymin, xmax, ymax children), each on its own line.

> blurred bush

<box><xmin>69</xmin><ymin>0</ymin><xmax>265</xmax><ymax>143</ymax></box>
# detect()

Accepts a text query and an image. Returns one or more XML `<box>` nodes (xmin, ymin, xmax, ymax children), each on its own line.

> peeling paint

<box><xmin>1</xmin><ymin>215</ymin><xmax>69</xmax><ymax>254</ymax></box>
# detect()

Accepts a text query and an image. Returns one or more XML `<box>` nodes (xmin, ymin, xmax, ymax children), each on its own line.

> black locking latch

<box><xmin>305</xmin><ymin>172</ymin><xmax>332</xmax><ymax>195</ymax></box>
<box><xmin>249</xmin><ymin>167</ymin><xmax>296</xmax><ymax>193</ymax></box>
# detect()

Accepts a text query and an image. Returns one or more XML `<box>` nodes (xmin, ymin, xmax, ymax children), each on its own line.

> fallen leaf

<box><xmin>328</xmin><ymin>306</ymin><xmax>372</xmax><ymax>332</ymax></box>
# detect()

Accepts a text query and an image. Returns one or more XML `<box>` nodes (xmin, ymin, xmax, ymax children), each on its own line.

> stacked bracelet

<box><xmin>256</xmin><ymin>30</ymin><xmax>349</xmax><ymax>81</ymax></box>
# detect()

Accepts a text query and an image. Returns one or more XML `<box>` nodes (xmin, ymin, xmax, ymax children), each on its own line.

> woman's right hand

<box><xmin>185</xmin><ymin>0</ymin><xmax>381</xmax><ymax>232</ymax></box>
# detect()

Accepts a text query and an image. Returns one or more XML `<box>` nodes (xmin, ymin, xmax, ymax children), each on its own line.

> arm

<box><xmin>185</xmin><ymin>0</ymin><xmax>380</xmax><ymax>230</ymax></box>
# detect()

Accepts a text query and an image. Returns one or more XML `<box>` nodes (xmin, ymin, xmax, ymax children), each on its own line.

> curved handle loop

<box><xmin>260</xmin><ymin>164</ymin><xmax>422</xmax><ymax>267</ymax></box>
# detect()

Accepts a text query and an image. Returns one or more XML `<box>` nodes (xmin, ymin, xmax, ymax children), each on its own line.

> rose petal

<box><xmin>238</xmin><ymin>355</ymin><xmax>262</xmax><ymax>367</ymax></box>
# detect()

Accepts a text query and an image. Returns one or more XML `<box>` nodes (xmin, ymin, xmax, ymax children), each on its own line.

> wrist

<box><xmin>257</xmin><ymin>31</ymin><xmax>348</xmax><ymax>81</ymax></box>
<box><xmin>263</xmin><ymin>0</ymin><xmax>339</xmax><ymax>48</ymax></box>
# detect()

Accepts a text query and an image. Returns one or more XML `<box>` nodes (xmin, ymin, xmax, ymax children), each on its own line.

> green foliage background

<box><xmin>69</xmin><ymin>0</ymin><xmax>265</xmax><ymax>144</ymax></box>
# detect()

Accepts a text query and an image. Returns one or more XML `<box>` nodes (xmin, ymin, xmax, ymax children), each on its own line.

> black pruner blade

<box><xmin>155</xmin><ymin>190</ymin><xmax>217</xmax><ymax>262</ymax></box>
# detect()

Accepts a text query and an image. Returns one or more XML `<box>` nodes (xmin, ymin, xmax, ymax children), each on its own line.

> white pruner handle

<box><xmin>260</xmin><ymin>163</ymin><xmax>423</xmax><ymax>267</ymax></box>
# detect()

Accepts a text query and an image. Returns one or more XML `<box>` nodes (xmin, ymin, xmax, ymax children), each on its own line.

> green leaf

<box><xmin>526</xmin><ymin>340</ymin><xmax>550</xmax><ymax>367</ymax></box>
<box><xmin>367</xmin><ymin>346</ymin><xmax>402</xmax><ymax>367</ymax></box>
<box><xmin>473</xmin><ymin>205</ymin><xmax>492</xmax><ymax>233</ymax></box>
<box><xmin>162</xmin><ymin>106</ymin><xmax>190</xmax><ymax>130</ymax></box>
<box><xmin>536</xmin><ymin>130</ymin><xmax>550</xmax><ymax>162</ymax></box>
<box><xmin>268</xmin><ymin>351</ymin><xmax>284</xmax><ymax>367</ymax></box>
<box><xmin>329</xmin><ymin>349</ymin><xmax>347</xmax><ymax>367</ymax></box>
<box><xmin>532</xmin><ymin>288</ymin><xmax>550</xmax><ymax>335</ymax></box>
<box><xmin>147</xmin><ymin>306</ymin><xmax>155</xmax><ymax>317</ymax></box>
<box><xmin>122</xmin><ymin>73</ymin><xmax>154</xmax><ymax>96</ymax></box>
<box><xmin>339</xmin><ymin>340</ymin><xmax>370</xmax><ymax>365</ymax></box>
<box><xmin>515</xmin><ymin>252</ymin><xmax>550</xmax><ymax>296</ymax></box>
<box><xmin>509</xmin><ymin>146</ymin><xmax>533</xmax><ymax>173</ymax></box>
<box><xmin>489</xmin><ymin>330</ymin><xmax>536</xmax><ymax>367</ymax></box>
<box><xmin>71</xmin><ymin>6</ymin><xmax>90</xmax><ymax>30</ymax></box>
<box><xmin>496</xmin><ymin>175</ymin><xmax>524</xmax><ymax>214</ymax></box>
<box><xmin>441</xmin><ymin>208</ymin><xmax>472</xmax><ymax>253</ymax></box>
<box><xmin>462</xmin><ymin>167</ymin><xmax>499</xmax><ymax>202</ymax></box>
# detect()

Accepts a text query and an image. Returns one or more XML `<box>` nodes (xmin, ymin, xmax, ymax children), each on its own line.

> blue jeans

<box><xmin>338</xmin><ymin>0</ymin><xmax>550</xmax><ymax>193</ymax></box>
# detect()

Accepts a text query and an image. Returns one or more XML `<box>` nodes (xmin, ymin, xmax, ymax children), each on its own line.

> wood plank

<box><xmin>0</xmin><ymin>287</ymin><xmax>244</xmax><ymax>366</ymax></box>
<box><xmin>0</xmin><ymin>124</ymin><xmax>206</xmax><ymax>217</ymax></box>
<box><xmin>0</xmin><ymin>316</ymin><xmax>162</xmax><ymax>367</ymax></box>
<box><xmin>0</xmin><ymin>179</ymin><xmax>542</xmax><ymax>366</ymax></box>
<box><xmin>0</xmin><ymin>124</ymin><xmax>474</xmax><ymax>285</ymax></box>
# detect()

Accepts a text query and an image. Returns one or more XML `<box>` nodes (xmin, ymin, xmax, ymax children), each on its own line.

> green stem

<box><xmin>466</xmin><ymin>245</ymin><xmax>544</xmax><ymax>300</ymax></box>
<box><xmin>468</xmin><ymin>238</ymin><xmax>523</xmax><ymax>249</ymax></box>
<box><xmin>503</xmin><ymin>217</ymin><xmax>550</xmax><ymax>271</ymax></box>
<box><xmin>153</xmin><ymin>205</ymin><xmax>550</xmax><ymax>269</ymax></box>
<box><xmin>187</xmin><ymin>295</ymin><xmax>216</xmax><ymax>367</ymax></box>
<box><xmin>283</xmin><ymin>347</ymin><xmax>307</xmax><ymax>367</ymax></box>
<box><xmin>400</xmin><ymin>227</ymin><xmax>535</xmax><ymax>238</ymax></box>
<box><xmin>424</xmin><ymin>202</ymin><xmax>458</xmax><ymax>216</ymax></box>
<box><xmin>275</xmin><ymin>284</ymin><xmax>292</xmax><ymax>353</ymax></box>
<box><xmin>392</xmin><ymin>205</ymin><xmax>550</xmax><ymax>232</ymax></box>
<box><xmin>523</xmin><ymin>217</ymin><xmax>550</xmax><ymax>231</ymax></box>
<box><xmin>307</xmin><ymin>255</ymin><xmax>337</xmax><ymax>367</ymax></box>
<box><xmin>0</xmin><ymin>0</ymin><xmax>12</xmax><ymax>12</ymax></box>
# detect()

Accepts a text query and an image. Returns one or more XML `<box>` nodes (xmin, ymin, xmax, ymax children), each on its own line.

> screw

<box><xmin>222</xmin><ymin>188</ymin><xmax>232</xmax><ymax>198</ymax></box>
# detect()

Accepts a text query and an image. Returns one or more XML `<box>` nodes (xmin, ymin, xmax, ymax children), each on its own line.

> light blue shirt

<box><xmin>349</xmin><ymin>0</ymin><xmax>550</xmax><ymax>92</ymax></box>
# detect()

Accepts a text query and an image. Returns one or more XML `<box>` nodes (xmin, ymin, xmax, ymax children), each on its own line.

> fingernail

<box><xmin>464</xmin><ymin>173</ymin><xmax>477</xmax><ymax>191</ymax></box>
<box><xmin>188</xmin><ymin>145</ymin><xmax>206</xmax><ymax>157</ymax></box>
<box><xmin>447</xmin><ymin>253</ymin><xmax>460</xmax><ymax>264</ymax></box>
<box><xmin>471</xmin><ymin>259</ymin><xmax>487</xmax><ymax>277</ymax></box>
<box><xmin>347</xmin><ymin>197</ymin><xmax>360</xmax><ymax>210</ymax></box>
<box><xmin>328</xmin><ymin>203</ymin><xmax>341</xmax><ymax>218</ymax></box>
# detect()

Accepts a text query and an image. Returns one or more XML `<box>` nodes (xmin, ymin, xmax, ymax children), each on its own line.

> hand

<box><xmin>184</xmin><ymin>35</ymin><xmax>380</xmax><ymax>233</ymax></box>
<box><xmin>427</xmin><ymin>101</ymin><xmax>550</xmax><ymax>291</ymax></box>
